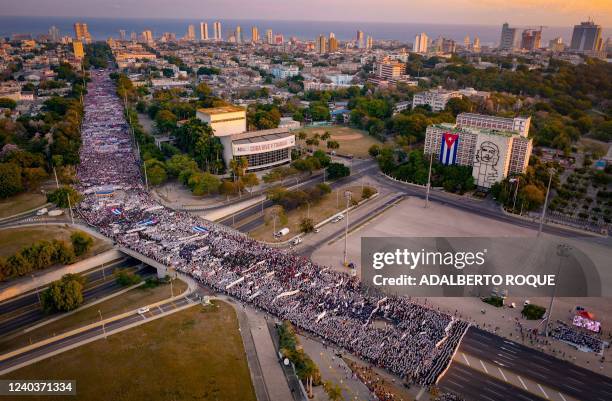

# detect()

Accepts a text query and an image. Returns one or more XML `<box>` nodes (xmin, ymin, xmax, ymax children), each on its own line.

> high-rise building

<box><xmin>356</xmin><ymin>30</ymin><xmax>364</xmax><ymax>49</ymax></box>
<box><xmin>464</xmin><ymin>35</ymin><xmax>471</xmax><ymax>49</ymax></box>
<box><xmin>413</xmin><ymin>32</ymin><xmax>428</xmax><ymax>53</ymax></box>
<box><xmin>130</xmin><ymin>32</ymin><xmax>137</xmax><ymax>42</ymax></box>
<box><xmin>317</xmin><ymin>35</ymin><xmax>327</xmax><ymax>54</ymax></box>
<box><xmin>214</xmin><ymin>21</ymin><xmax>222</xmax><ymax>41</ymax></box>
<box><xmin>424</xmin><ymin>119</ymin><xmax>533</xmax><ymax>188</ymax></box>
<box><xmin>274</xmin><ymin>34</ymin><xmax>284</xmax><ymax>45</ymax></box>
<box><xmin>366</xmin><ymin>36</ymin><xmax>373</xmax><ymax>49</ymax></box>
<box><xmin>119</xmin><ymin>30</ymin><xmax>126</xmax><ymax>41</ymax></box>
<box><xmin>266</xmin><ymin>29</ymin><xmax>273</xmax><ymax>45</ymax></box>
<box><xmin>472</xmin><ymin>36</ymin><xmax>481</xmax><ymax>52</ymax></box>
<box><xmin>328</xmin><ymin>34</ymin><xmax>338</xmax><ymax>52</ymax></box>
<box><xmin>548</xmin><ymin>37</ymin><xmax>564</xmax><ymax>52</ymax></box>
<box><xmin>73</xmin><ymin>22</ymin><xmax>91</xmax><ymax>44</ymax></box>
<box><xmin>235</xmin><ymin>26</ymin><xmax>242</xmax><ymax>44</ymax></box>
<box><xmin>141</xmin><ymin>30</ymin><xmax>153</xmax><ymax>43</ymax></box>
<box><xmin>72</xmin><ymin>40</ymin><xmax>85</xmax><ymax>59</ymax></box>
<box><xmin>376</xmin><ymin>58</ymin><xmax>406</xmax><ymax>80</ymax></box>
<box><xmin>186</xmin><ymin>24</ymin><xmax>196</xmax><ymax>41</ymax></box>
<box><xmin>499</xmin><ymin>22</ymin><xmax>518</xmax><ymax>50</ymax></box>
<box><xmin>49</xmin><ymin>26</ymin><xmax>60</xmax><ymax>42</ymax></box>
<box><xmin>520</xmin><ymin>29</ymin><xmax>541</xmax><ymax>50</ymax></box>
<box><xmin>200</xmin><ymin>22</ymin><xmax>209</xmax><ymax>41</ymax></box>
<box><xmin>570</xmin><ymin>20</ymin><xmax>604</xmax><ymax>53</ymax></box>
<box><xmin>251</xmin><ymin>26</ymin><xmax>259</xmax><ymax>43</ymax></box>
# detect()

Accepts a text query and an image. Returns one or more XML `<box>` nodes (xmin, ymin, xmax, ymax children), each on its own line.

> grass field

<box><xmin>0</xmin><ymin>278</ymin><xmax>187</xmax><ymax>353</ymax></box>
<box><xmin>1</xmin><ymin>301</ymin><xmax>257</xmax><ymax>401</ymax></box>
<box><xmin>249</xmin><ymin>185</ymin><xmax>376</xmax><ymax>242</ymax></box>
<box><xmin>0</xmin><ymin>192</ymin><xmax>46</xmax><ymax>219</ymax></box>
<box><xmin>297</xmin><ymin>126</ymin><xmax>383</xmax><ymax>158</ymax></box>
<box><xmin>0</xmin><ymin>225</ymin><xmax>111</xmax><ymax>258</ymax></box>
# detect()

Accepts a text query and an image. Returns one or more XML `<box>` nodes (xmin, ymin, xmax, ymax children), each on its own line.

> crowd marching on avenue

<box><xmin>76</xmin><ymin>70</ymin><xmax>468</xmax><ymax>385</ymax></box>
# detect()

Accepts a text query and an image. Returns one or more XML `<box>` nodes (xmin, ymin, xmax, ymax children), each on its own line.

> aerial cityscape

<box><xmin>0</xmin><ymin>1</ymin><xmax>611</xmax><ymax>401</ymax></box>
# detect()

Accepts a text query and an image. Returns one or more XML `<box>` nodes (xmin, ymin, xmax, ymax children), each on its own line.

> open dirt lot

<box><xmin>298</xmin><ymin>126</ymin><xmax>382</xmax><ymax>158</ymax></box>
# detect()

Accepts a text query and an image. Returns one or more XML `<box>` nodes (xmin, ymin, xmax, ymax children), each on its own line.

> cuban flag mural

<box><xmin>439</xmin><ymin>132</ymin><xmax>459</xmax><ymax>165</ymax></box>
<box><xmin>110</xmin><ymin>208</ymin><xmax>122</xmax><ymax>216</ymax></box>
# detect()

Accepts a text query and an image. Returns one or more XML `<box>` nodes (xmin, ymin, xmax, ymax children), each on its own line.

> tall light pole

<box><xmin>343</xmin><ymin>191</ymin><xmax>352</xmax><ymax>267</ymax></box>
<box><xmin>425</xmin><ymin>152</ymin><xmax>433</xmax><ymax>208</ymax></box>
<box><xmin>66</xmin><ymin>191</ymin><xmax>74</xmax><ymax>225</ymax></box>
<box><xmin>306</xmin><ymin>201</ymin><xmax>310</xmax><ymax>219</ymax></box>
<box><xmin>544</xmin><ymin>244</ymin><xmax>571</xmax><ymax>337</ymax></box>
<box><xmin>53</xmin><ymin>166</ymin><xmax>60</xmax><ymax>189</ymax></box>
<box><xmin>511</xmin><ymin>177</ymin><xmax>520</xmax><ymax>214</ymax></box>
<box><xmin>538</xmin><ymin>168</ymin><xmax>555</xmax><ymax>237</ymax></box>
<box><xmin>98</xmin><ymin>309</ymin><xmax>106</xmax><ymax>339</ymax></box>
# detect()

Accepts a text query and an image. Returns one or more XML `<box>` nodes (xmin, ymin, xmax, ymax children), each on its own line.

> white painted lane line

<box><xmin>537</xmin><ymin>384</ymin><xmax>549</xmax><ymax>399</ymax></box>
<box><xmin>498</xmin><ymin>367</ymin><xmax>508</xmax><ymax>382</ymax></box>
<box><xmin>479</xmin><ymin>359</ymin><xmax>489</xmax><ymax>374</ymax></box>
<box><xmin>447</xmin><ymin>380</ymin><xmax>464</xmax><ymax>388</ymax></box>
<box><xmin>558</xmin><ymin>392</ymin><xmax>567</xmax><ymax>401</ymax></box>
<box><xmin>517</xmin><ymin>375</ymin><xmax>528</xmax><ymax>391</ymax></box>
<box><xmin>462</xmin><ymin>353</ymin><xmax>471</xmax><ymax>367</ymax></box>
<box><xmin>481</xmin><ymin>394</ymin><xmax>496</xmax><ymax>401</ymax></box>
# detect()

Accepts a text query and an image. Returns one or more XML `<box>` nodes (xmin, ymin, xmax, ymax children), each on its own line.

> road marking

<box><xmin>517</xmin><ymin>375</ymin><xmax>528</xmax><ymax>391</ymax></box>
<box><xmin>415</xmin><ymin>388</ymin><xmax>425</xmax><ymax>400</ymax></box>
<box><xmin>462</xmin><ymin>353</ymin><xmax>471</xmax><ymax>366</ymax></box>
<box><xmin>497</xmin><ymin>367</ymin><xmax>508</xmax><ymax>382</ymax></box>
<box><xmin>537</xmin><ymin>384</ymin><xmax>549</xmax><ymax>399</ymax></box>
<box><xmin>140</xmin><ymin>314</ymin><xmax>146</xmax><ymax>320</ymax></box>
<box><xmin>481</xmin><ymin>395</ymin><xmax>496</xmax><ymax>401</ymax></box>
<box><xmin>447</xmin><ymin>380</ymin><xmax>464</xmax><ymax>388</ymax></box>
<box><xmin>562</xmin><ymin>384</ymin><xmax>579</xmax><ymax>392</ymax></box>
<box><xmin>479</xmin><ymin>359</ymin><xmax>489</xmax><ymax>374</ymax></box>
<box><xmin>558</xmin><ymin>392</ymin><xmax>567</xmax><ymax>401</ymax></box>
<box><xmin>501</xmin><ymin>346</ymin><xmax>518</xmax><ymax>354</ymax></box>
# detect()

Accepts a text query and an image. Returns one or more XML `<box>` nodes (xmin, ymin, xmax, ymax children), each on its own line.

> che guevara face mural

<box><xmin>474</xmin><ymin>140</ymin><xmax>500</xmax><ymax>188</ymax></box>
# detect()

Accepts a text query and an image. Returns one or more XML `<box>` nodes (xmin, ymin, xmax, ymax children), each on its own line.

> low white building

<box><xmin>196</xmin><ymin>106</ymin><xmax>296</xmax><ymax>171</ymax></box>
<box><xmin>270</xmin><ymin>64</ymin><xmax>300</xmax><ymax>79</ymax></box>
<box><xmin>412</xmin><ymin>87</ymin><xmax>462</xmax><ymax>112</ymax></box>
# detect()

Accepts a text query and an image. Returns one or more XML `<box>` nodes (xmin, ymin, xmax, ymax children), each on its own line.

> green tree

<box><xmin>70</xmin><ymin>231</ymin><xmax>93</xmax><ymax>257</ymax></box>
<box><xmin>300</xmin><ymin>218</ymin><xmax>315</xmax><ymax>233</ymax></box>
<box><xmin>154</xmin><ymin>109</ymin><xmax>177</xmax><ymax>133</ymax></box>
<box><xmin>326</xmin><ymin>162</ymin><xmax>350</xmax><ymax>180</ymax></box>
<box><xmin>0</xmin><ymin>163</ymin><xmax>23</xmax><ymax>199</ymax></box>
<box><xmin>47</xmin><ymin>186</ymin><xmax>81</xmax><ymax>208</ymax></box>
<box><xmin>144</xmin><ymin>159</ymin><xmax>168</xmax><ymax>186</ymax></box>
<box><xmin>444</xmin><ymin>97</ymin><xmax>474</xmax><ymax>116</ymax></box>
<box><xmin>188</xmin><ymin>172</ymin><xmax>221</xmax><ymax>196</ymax></box>
<box><xmin>114</xmin><ymin>268</ymin><xmax>142</xmax><ymax>286</ymax></box>
<box><xmin>242</xmin><ymin>172</ymin><xmax>259</xmax><ymax>193</ymax></box>
<box><xmin>323</xmin><ymin>381</ymin><xmax>343</xmax><ymax>401</ymax></box>
<box><xmin>41</xmin><ymin>274</ymin><xmax>85</xmax><ymax>313</ymax></box>
<box><xmin>0</xmin><ymin>98</ymin><xmax>17</xmax><ymax>110</ymax></box>
<box><xmin>165</xmin><ymin>154</ymin><xmax>199</xmax><ymax>178</ymax></box>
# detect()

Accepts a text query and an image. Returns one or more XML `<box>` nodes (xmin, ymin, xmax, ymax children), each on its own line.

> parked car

<box><xmin>36</xmin><ymin>208</ymin><xmax>48</xmax><ymax>216</ymax></box>
<box><xmin>292</xmin><ymin>237</ymin><xmax>303</xmax><ymax>245</ymax></box>
<box><xmin>138</xmin><ymin>307</ymin><xmax>150</xmax><ymax>315</ymax></box>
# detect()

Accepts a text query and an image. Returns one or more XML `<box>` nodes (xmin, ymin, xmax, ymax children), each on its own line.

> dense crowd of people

<box><xmin>551</xmin><ymin>322</ymin><xmax>604</xmax><ymax>353</ymax></box>
<box><xmin>75</xmin><ymin>70</ymin><xmax>469</xmax><ymax>385</ymax></box>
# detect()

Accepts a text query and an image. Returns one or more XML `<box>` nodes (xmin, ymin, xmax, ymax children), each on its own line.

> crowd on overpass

<box><xmin>76</xmin><ymin>70</ymin><xmax>468</xmax><ymax>385</ymax></box>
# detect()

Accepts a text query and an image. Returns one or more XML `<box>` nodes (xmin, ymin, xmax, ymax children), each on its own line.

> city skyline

<box><xmin>1</xmin><ymin>0</ymin><xmax>611</xmax><ymax>27</ymax></box>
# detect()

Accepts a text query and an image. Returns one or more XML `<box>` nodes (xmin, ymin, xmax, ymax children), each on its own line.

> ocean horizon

<box><xmin>1</xmin><ymin>16</ymin><xmax>611</xmax><ymax>47</ymax></box>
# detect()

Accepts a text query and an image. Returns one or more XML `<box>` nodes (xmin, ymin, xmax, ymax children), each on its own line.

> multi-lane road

<box><xmin>0</xmin><ymin>262</ymin><xmax>154</xmax><ymax>336</ymax></box>
<box><xmin>443</xmin><ymin>327</ymin><xmax>612</xmax><ymax>401</ymax></box>
<box><xmin>218</xmin><ymin>159</ymin><xmax>378</xmax><ymax>232</ymax></box>
<box><xmin>0</xmin><ymin>295</ymin><xmax>196</xmax><ymax>375</ymax></box>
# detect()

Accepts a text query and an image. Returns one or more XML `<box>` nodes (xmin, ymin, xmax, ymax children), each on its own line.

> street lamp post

<box><xmin>98</xmin><ymin>309</ymin><xmax>106</xmax><ymax>339</ymax></box>
<box><xmin>53</xmin><ymin>166</ymin><xmax>60</xmax><ymax>189</ymax></box>
<box><xmin>306</xmin><ymin>201</ymin><xmax>310</xmax><ymax>219</ymax></box>
<box><xmin>538</xmin><ymin>169</ymin><xmax>555</xmax><ymax>237</ymax></box>
<box><xmin>511</xmin><ymin>177</ymin><xmax>520</xmax><ymax>214</ymax></box>
<box><xmin>425</xmin><ymin>152</ymin><xmax>433</xmax><ymax>208</ymax></box>
<box><xmin>544</xmin><ymin>244</ymin><xmax>572</xmax><ymax>337</ymax></box>
<box><xmin>66</xmin><ymin>191</ymin><xmax>74</xmax><ymax>225</ymax></box>
<box><xmin>343</xmin><ymin>191</ymin><xmax>352</xmax><ymax>267</ymax></box>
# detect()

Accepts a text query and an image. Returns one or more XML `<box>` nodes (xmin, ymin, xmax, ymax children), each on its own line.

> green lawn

<box><xmin>1</xmin><ymin>301</ymin><xmax>257</xmax><ymax>401</ymax></box>
<box><xmin>0</xmin><ymin>192</ymin><xmax>46</xmax><ymax>219</ymax></box>
<box><xmin>297</xmin><ymin>126</ymin><xmax>383</xmax><ymax>158</ymax></box>
<box><xmin>0</xmin><ymin>279</ymin><xmax>188</xmax><ymax>353</ymax></box>
<box><xmin>0</xmin><ymin>225</ymin><xmax>110</xmax><ymax>258</ymax></box>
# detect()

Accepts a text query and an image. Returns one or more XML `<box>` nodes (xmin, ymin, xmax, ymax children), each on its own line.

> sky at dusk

<box><xmin>1</xmin><ymin>0</ymin><xmax>611</xmax><ymax>27</ymax></box>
